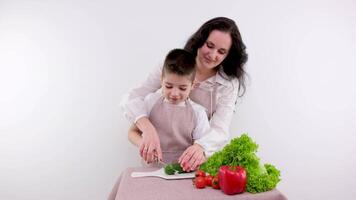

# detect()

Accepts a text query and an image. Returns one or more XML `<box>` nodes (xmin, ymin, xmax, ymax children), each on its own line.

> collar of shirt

<box><xmin>163</xmin><ymin>98</ymin><xmax>186</xmax><ymax>107</ymax></box>
<box><xmin>215</xmin><ymin>67</ymin><xmax>232</xmax><ymax>86</ymax></box>
<box><xmin>199</xmin><ymin>67</ymin><xmax>231</xmax><ymax>88</ymax></box>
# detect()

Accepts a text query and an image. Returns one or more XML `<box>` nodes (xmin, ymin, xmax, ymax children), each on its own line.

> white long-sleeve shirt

<box><xmin>120</xmin><ymin>66</ymin><xmax>239</xmax><ymax>156</ymax></box>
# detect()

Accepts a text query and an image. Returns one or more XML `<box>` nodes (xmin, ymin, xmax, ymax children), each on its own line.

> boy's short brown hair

<box><xmin>162</xmin><ymin>49</ymin><xmax>196</xmax><ymax>81</ymax></box>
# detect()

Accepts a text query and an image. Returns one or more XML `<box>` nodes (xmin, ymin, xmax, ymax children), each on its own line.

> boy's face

<box><xmin>161</xmin><ymin>73</ymin><xmax>193</xmax><ymax>105</ymax></box>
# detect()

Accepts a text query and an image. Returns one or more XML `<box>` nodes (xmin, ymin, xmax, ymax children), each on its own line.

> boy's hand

<box><xmin>178</xmin><ymin>143</ymin><xmax>206</xmax><ymax>172</ymax></box>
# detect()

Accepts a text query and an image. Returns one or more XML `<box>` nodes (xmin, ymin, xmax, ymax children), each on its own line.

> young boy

<box><xmin>128</xmin><ymin>49</ymin><xmax>210</xmax><ymax>166</ymax></box>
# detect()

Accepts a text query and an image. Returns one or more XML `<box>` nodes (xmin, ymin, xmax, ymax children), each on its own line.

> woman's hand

<box><xmin>139</xmin><ymin>129</ymin><xmax>162</xmax><ymax>164</ymax></box>
<box><xmin>136</xmin><ymin>117</ymin><xmax>163</xmax><ymax>164</ymax></box>
<box><xmin>178</xmin><ymin>143</ymin><xmax>206</xmax><ymax>171</ymax></box>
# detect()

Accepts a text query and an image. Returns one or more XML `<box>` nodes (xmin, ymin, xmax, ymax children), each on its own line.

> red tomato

<box><xmin>194</xmin><ymin>177</ymin><xmax>206</xmax><ymax>189</ymax></box>
<box><xmin>195</xmin><ymin>169</ymin><xmax>206</xmax><ymax>177</ymax></box>
<box><xmin>205</xmin><ymin>175</ymin><xmax>213</xmax><ymax>186</ymax></box>
<box><xmin>211</xmin><ymin>176</ymin><xmax>220</xmax><ymax>189</ymax></box>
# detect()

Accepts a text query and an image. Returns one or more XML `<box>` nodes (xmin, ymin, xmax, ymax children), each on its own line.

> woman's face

<box><xmin>196</xmin><ymin>30</ymin><xmax>232</xmax><ymax>71</ymax></box>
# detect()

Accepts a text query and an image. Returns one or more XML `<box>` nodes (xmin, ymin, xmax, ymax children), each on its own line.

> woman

<box><xmin>122</xmin><ymin>17</ymin><xmax>248</xmax><ymax>171</ymax></box>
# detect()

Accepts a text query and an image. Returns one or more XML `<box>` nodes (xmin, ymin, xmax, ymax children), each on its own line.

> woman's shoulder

<box><xmin>216</xmin><ymin>68</ymin><xmax>239</xmax><ymax>91</ymax></box>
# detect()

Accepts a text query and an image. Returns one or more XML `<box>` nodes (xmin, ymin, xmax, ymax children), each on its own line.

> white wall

<box><xmin>1</xmin><ymin>0</ymin><xmax>355</xmax><ymax>199</ymax></box>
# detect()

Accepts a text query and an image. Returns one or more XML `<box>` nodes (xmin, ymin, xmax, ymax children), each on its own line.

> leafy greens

<box><xmin>199</xmin><ymin>133</ymin><xmax>281</xmax><ymax>193</ymax></box>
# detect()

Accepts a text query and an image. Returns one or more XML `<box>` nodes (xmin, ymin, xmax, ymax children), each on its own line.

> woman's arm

<box><xmin>196</xmin><ymin>79</ymin><xmax>240</xmax><ymax>156</ymax></box>
<box><xmin>128</xmin><ymin>124</ymin><xmax>161</xmax><ymax>164</ymax></box>
<box><xmin>128</xmin><ymin>119</ymin><xmax>163</xmax><ymax>163</ymax></box>
<box><xmin>120</xmin><ymin>66</ymin><xmax>164</xmax><ymax>163</ymax></box>
<box><xmin>120</xmin><ymin>66</ymin><xmax>162</xmax><ymax>123</ymax></box>
<box><xmin>179</xmin><ymin>79</ymin><xmax>239</xmax><ymax>170</ymax></box>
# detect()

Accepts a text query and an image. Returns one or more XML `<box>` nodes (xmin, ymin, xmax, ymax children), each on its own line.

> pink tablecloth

<box><xmin>108</xmin><ymin>167</ymin><xmax>287</xmax><ymax>200</ymax></box>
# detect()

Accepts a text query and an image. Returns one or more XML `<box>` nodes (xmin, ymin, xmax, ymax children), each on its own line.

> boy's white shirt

<box><xmin>120</xmin><ymin>65</ymin><xmax>239</xmax><ymax>157</ymax></box>
<box><xmin>143</xmin><ymin>91</ymin><xmax>210</xmax><ymax>141</ymax></box>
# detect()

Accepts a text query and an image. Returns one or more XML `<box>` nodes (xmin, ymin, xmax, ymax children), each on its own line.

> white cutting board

<box><xmin>131</xmin><ymin>168</ymin><xmax>195</xmax><ymax>180</ymax></box>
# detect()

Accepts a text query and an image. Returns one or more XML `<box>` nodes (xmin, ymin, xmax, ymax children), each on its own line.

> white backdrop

<box><xmin>1</xmin><ymin>0</ymin><xmax>355</xmax><ymax>199</ymax></box>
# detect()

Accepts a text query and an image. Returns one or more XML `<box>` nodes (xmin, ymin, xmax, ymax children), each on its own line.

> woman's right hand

<box><xmin>136</xmin><ymin>117</ymin><xmax>163</xmax><ymax>164</ymax></box>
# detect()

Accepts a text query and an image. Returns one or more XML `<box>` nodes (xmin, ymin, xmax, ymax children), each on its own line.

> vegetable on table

<box><xmin>164</xmin><ymin>163</ymin><xmax>185</xmax><ymax>175</ymax></box>
<box><xmin>199</xmin><ymin>133</ymin><xmax>281</xmax><ymax>193</ymax></box>
<box><xmin>211</xmin><ymin>176</ymin><xmax>220</xmax><ymax>189</ymax></box>
<box><xmin>218</xmin><ymin>166</ymin><xmax>247</xmax><ymax>195</ymax></box>
<box><xmin>193</xmin><ymin>176</ymin><xmax>206</xmax><ymax>189</ymax></box>
<box><xmin>204</xmin><ymin>175</ymin><xmax>213</xmax><ymax>186</ymax></box>
<box><xmin>192</xmin><ymin>169</ymin><xmax>218</xmax><ymax>190</ymax></box>
<box><xmin>195</xmin><ymin>169</ymin><xmax>206</xmax><ymax>178</ymax></box>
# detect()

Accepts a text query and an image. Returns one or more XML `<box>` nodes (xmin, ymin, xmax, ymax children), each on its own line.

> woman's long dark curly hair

<box><xmin>184</xmin><ymin>17</ymin><xmax>248</xmax><ymax>96</ymax></box>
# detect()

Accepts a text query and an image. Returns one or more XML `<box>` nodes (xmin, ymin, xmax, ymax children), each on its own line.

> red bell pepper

<box><xmin>218</xmin><ymin>165</ymin><xmax>247</xmax><ymax>195</ymax></box>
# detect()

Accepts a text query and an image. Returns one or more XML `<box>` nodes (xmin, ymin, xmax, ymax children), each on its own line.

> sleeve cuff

<box><xmin>134</xmin><ymin>114</ymin><xmax>148</xmax><ymax>124</ymax></box>
<box><xmin>194</xmin><ymin>141</ymin><xmax>210</xmax><ymax>157</ymax></box>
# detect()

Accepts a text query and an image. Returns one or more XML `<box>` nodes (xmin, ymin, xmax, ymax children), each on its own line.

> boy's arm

<box><xmin>128</xmin><ymin>124</ymin><xmax>143</xmax><ymax>147</ymax></box>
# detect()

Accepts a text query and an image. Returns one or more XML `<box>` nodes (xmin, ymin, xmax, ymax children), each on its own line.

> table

<box><xmin>108</xmin><ymin>167</ymin><xmax>288</xmax><ymax>200</ymax></box>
